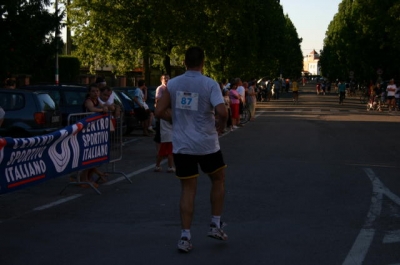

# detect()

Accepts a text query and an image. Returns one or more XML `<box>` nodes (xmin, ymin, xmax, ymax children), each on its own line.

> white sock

<box><xmin>211</xmin><ymin>216</ymin><xmax>221</xmax><ymax>227</ymax></box>
<box><xmin>181</xmin><ymin>229</ymin><xmax>191</xmax><ymax>240</ymax></box>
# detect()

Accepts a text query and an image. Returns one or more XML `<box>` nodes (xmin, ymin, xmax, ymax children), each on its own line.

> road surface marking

<box><xmin>383</xmin><ymin>230</ymin><xmax>400</xmax><ymax>244</ymax></box>
<box><xmin>343</xmin><ymin>168</ymin><xmax>400</xmax><ymax>265</ymax></box>
<box><xmin>33</xmin><ymin>194</ymin><xmax>82</xmax><ymax>211</ymax></box>
<box><xmin>342</xmin><ymin>168</ymin><xmax>383</xmax><ymax>265</ymax></box>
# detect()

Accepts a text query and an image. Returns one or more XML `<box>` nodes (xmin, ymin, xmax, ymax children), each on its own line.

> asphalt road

<box><xmin>1</xmin><ymin>83</ymin><xmax>399</xmax><ymax>265</ymax></box>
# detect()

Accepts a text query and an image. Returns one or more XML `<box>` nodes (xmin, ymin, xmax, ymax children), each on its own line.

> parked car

<box><xmin>112</xmin><ymin>90</ymin><xmax>139</xmax><ymax>134</ymax></box>
<box><xmin>23</xmin><ymin>85</ymin><xmax>88</xmax><ymax>126</ymax></box>
<box><xmin>0</xmin><ymin>88</ymin><xmax>62</xmax><ymax>137</ymax></box>
<box><xmin>23</xmin><ymin>85</ymin><xmax>138</xmax><ymax>135</ymax></box>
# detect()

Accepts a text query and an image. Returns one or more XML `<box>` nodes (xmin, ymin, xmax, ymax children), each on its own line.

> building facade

<box><xmin>303</xmin><ymin>49</ymin><xmax>320</xmax><ymax>76</ymax></box>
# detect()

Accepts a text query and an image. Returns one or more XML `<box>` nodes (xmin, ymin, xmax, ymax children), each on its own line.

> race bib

<box><xmin>176</xmin><ymin>91</ymin><xmax>199</xmax><ymax>111</ymax></box>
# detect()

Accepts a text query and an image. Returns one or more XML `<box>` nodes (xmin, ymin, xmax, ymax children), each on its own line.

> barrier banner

<box><xmin>0</xmin><ymin>113</ymin><xmax>111</xmax><ymax>194</ymax></box>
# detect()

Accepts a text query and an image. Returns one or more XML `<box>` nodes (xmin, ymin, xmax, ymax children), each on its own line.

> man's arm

<box><xmin>215</xmin><ymin>103</ymin><xmax>228</xmax><ymax>135</ymax></box>
<box><xmin>155</xmin><ymin>89</ymin><xmax>172</xmax><ymax>122</ymax></box>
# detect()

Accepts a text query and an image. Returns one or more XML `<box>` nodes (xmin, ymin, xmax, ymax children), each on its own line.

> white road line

<box><xmin>104</xmin><ymin>163</ymin><xmax>161</xmax><ymax>185</ymax></box>
<box><xmin>342</xmin><ymin>168</ymin><xmax>383</xmax><ymax>265</ymax></box>
<box><xmin>255</xmin><ymin>110</ymin><xmax>265</xmax><ymax>117</ymax></box>
<box><xmin>383</xmin><ymin>230</ymin><xmax>400</xmax><ymax>244</ymax></box>
<box><xmin>343</xmin><ymin>228</ymin><xmax>376</xmax><ymax>265</ymax></box>
<box><xmin>33</xmin><ymin>194</ymin><xmax>83</xmax><ymax>211</ymax></box>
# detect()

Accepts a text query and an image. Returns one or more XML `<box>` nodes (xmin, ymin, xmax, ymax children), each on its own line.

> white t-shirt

<box><xmin>156</xmin><ymin>84</ymin><xmax>167</xmax><ymax>101</ymax></box>
<box><xmin>387</xmin><ymin>84</ymin><xmax>397</xmax><ymax>97</ymax></box>
<box><xmin>167</xmin><ymin>70</ymin><xmax>224</xmax><ymax>155</ymax></box>
<box><xmin>237</xmin><ymin>86</ymin><xmax>245</xmax><ymax>102</ymax></box>
<box><xmin>98</xmin><ymin>92</ymin><xmax>115</xmax><ymax>105</ymax></box>
<box><xmin>160</xmin><ymin>119</ymin><xmax>172</xmax><ymax>143</ymax></box>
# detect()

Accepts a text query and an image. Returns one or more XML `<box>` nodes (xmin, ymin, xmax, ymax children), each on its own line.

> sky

<box><xmin>279</xmin><ymin>0</ymin><xmax>342</xmax><ymax>56</ymax></box>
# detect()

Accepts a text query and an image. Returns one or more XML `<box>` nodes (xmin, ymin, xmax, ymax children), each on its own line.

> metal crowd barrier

<box><xmin>60</xmin><ymin>111</ymin><xmax>131</xmax><ymax>195</ymax></box>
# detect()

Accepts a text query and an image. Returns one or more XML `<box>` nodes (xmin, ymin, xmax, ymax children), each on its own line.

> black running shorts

<box><xmin>173</xmin><ymin>150</ymin><xmax>226</xmax><ymax>179</ymax></box>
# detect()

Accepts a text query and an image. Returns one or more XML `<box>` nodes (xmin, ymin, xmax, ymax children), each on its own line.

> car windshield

<box><xmin>118</xmin><ymin>91</ymin><xmax>133</xmax><ymax>101</ymax></box>
<box><xmin>124</xmin><ymin>89</ymin><xmax>136</xmax><ymax>99</ymax></box>
<box><xmin>65</xmin><ymin>91</ymin><xmax>87</xmax><ymax>106</ymax></box>
<box><xmin>37</xmin><ymin>93</ymin><xmax>57</xmax><ymax>110</ymax></box>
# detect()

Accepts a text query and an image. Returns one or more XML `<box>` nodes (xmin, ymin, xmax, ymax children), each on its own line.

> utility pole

<box><xmin>55</xmin><ymin>0</ymin><xmax>59</xmax><ymax>85</ymax></box>
<box><xmin>66</xmin><ymin>0</ymin><xmax>71</xmax><ymax>55</ymax></box>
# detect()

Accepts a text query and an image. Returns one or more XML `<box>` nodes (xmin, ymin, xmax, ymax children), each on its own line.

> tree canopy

<box><xmin>0</xmin><ymin>0</ymin><xmax>62</xmax><ymax>83</ymax></box>
<box><xmin>1</xmin><ymin>0</ymin><xmax>303</xmax><ymax>84</ymax></box>
<box><xmin>320</xmin><ymin>0</ymin><xmax>400</xmax><ymax>83</ymax></box>
<box><xmin>67</xmin><ymin>0</ymin><xmax>303</xmax><ymax>83</ymax></box>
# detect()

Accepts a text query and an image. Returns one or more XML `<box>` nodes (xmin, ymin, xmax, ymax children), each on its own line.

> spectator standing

<box><xmin>229</xmin><ymin>80</ymin><xmax>241</xmax><ymax>129</ymax></box>
<box><xmin>154</xmin><ymin>74</ymin><xmax>172</xmax><ymax>172</ymax></box>
<box><xmin>316</xmin><ymin>82</ymin><xmax>321</xmax><ymax>95</ymax></box>
<box><xmin>133</xmin><ymin>80</ymin><xmax>152</xmax><ymax>136</ymax></box>
<box><xmin>80</xmin><ymin>83</ymin><xmax>109</xmax><ymax>186</ymax></box>
<box><xmin>99</xmin><ymin>86</ymin><xmax>121</xmax><ymax>119</ymax></box>
<box><xmin>326</xmin><ymin>80</ymin><xmax>331</xmax><ymax>94</ymax></box>
<box><xmin>96</xmin><ymin>77</ymin><xmax>115</xmax><ymax>104</ymax></box>
<box><xmin>236</xmin><ymin>78</ymin><xmax>245</xmax><ymax>125</ymax></box>
<box><xmin>285</xmin><ymin>78</ymin><xmax>290</xmax><ymax>93</ymax></box>
<box><xmin>273</xmin><ymin>78</ymin><xmax>281</xmax><ymax>99</ymax></box>
<box><xmin>292</xmin><ymin>78</ymin><xmax>299</xmax><ymax>104</ymax></box>
<box><xmin>155</xmin><ymin>47</ymin><xmax>228</xmax><ymax>253</ymax></box>
<box><xmin>386</xmin><ymin>78</ymin><xmax>397</xmax><ymax>111</ymax></box>
<box><xmin>338</xmin><ymin>80</ymin><xmax>346</xmax><ymax>104</ymax></box>
<box><xmin>266</xmin><ymin>79</ymin><xmax>272</xmax><ymax>101</ymax></box>
<box><xmin>154</xmin><ymin>74</ymin><xmax>169</xmax><ymax>154</ymax></box>
<box><xmin>246</xmin><ymin>81</ymin><xmax>257</xmax><ymax>121</ymax></box>
<box><xmin>321</xmin><ymin>80</ymin><xmax>326</xmax><ymax>95</ymax></box>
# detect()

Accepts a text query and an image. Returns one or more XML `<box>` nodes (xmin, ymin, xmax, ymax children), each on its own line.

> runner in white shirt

<box><xmin>155</xmin><ymin>47</ymin><xmax>228</xmax><ymax>253</ymax></box>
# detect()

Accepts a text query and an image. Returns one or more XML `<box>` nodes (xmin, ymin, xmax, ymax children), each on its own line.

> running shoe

<box><xmin>154</xmin><ymin>166</ymin><xmax>162</xmax><ymax>172</ymax></box>
<box><xmin>207</xmin><ymin>222</ymin><xmax>228</xmax><ymax>240</ymax></box>
<box><xmin>167</xmin><ymin>167</ymin><xmax>175</xmax><ymax>173</ymax></box>
<box><xmin>177</xmin><ymin>237</ymin><xmax>192</xmax><ymax>253</ymax></box>
<box><xmin>232</xmin><ymin>125</ymin><xmax>238</xmax><ymax>129</ymax></box>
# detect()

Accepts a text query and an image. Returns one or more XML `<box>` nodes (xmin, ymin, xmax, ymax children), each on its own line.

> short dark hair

<box><xmin>184</xmin><ymin>47</ymin><xmax>205</xmax><ymax>68</ymax></box>
<box><xmin>100</xmin><ymin>85</ymin><xmax>112</xmax><ymax>93</ymax></box>
<box><xmin>138</xmin><ymin>79</ymin><xmax>145</xmax><ymax>87</ymax></box>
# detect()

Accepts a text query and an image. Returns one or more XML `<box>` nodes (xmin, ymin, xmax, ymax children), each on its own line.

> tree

<box><xmin>0</xmin><ymin>0</ymin><xmax>62</xmax><ymax>83</ymax></box>
<box><xmin>320</xmin><ymin>0</ymin><xmax>400</xmax><ymax>82</ymax></box>
<box><xmin>67</xmin><ymin>0</ymin><xmax>304</xmax><ymax>83</ymax></box>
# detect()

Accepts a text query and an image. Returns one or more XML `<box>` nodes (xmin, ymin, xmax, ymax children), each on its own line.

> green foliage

<box><xmin>0</xmin><ymin>0</ymin><xmax>62</xmax><ymax>82</ymax></box>
<box><xmin>68</xmin><ymin>0</ymin><xmax>303</xmax><ymax>82</ymax></box>
<box><xmin>320</xmin><ymin>0</ymin><xmax>400</xmax><ymax>82</ymax></box>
